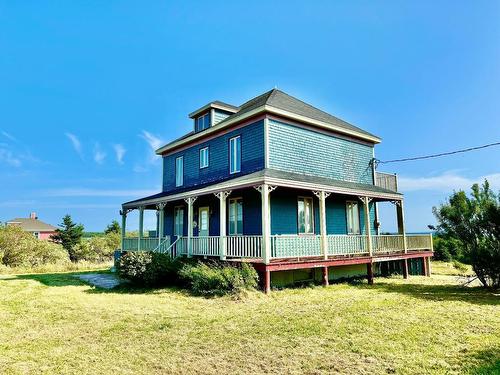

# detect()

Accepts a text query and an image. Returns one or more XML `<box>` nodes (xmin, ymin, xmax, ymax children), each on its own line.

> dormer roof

<box><xmin>188</xmin><ymin>101</ymin><xmax>239</xmax><ymax>119</ymax></box>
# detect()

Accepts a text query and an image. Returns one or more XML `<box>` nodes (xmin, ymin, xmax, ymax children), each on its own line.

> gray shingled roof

<box><xmin>6</xmin><ymin>218</ymin><xmax>57</xmax><ymax>232</ymax></box>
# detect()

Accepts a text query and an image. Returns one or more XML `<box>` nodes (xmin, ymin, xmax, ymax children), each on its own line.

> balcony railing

<box><xmin>375</xmin><ymin>172</ymin><xmax>398</xmax><ymax>192</ymax></box>
<box><xmin>121</xmin><ymin>234</ymin><xmax>432</xmax><ymax>260</ymax></box>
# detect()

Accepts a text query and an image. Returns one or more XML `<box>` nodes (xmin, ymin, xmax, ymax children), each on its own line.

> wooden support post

<box><xmin>215</xmin><ymin>191</ymin><xmax>231</xmax><ymax>260</ymax></box>
<box><xmin>360</xmin><ymin>196</ymin><xmax>373</xmax><ymax>256</ymax></box>
<box><xmin>422</xmin><ymin>257</ymin><xmax>429</xmax><ymax>276</ymax></box>
<box><xmin>396</xmin><ymin>200</ymin><xmax>408</xmax><ymax>253</ymax></box>
<box><xmin>367</xmin><ymin>263</ymin><xmax>374</xmax><ymax>285</ymax></box>
<box><xmin>185</xmin><ymin>197</ymin><xmax>197</xmax><ymax>257</ymax></box>
<box><xmin>314</xmin><ymin>191</ymin><xmax>330</xmax><ymax>260</ymax></box>
<box><xmin>120</xmin><ymin>209</ymin><xmax>128</xmax><ymax>250</ymax></box>
<box><xmin>322</xmin><ymin>266</ymin><xmax>329</xmax><ymax>286</ymax></box>
<box><xmin>138</xmin><ymin>206</ymin><xmax>144</xmax><ymax>251</ymax></box>
<box><xmin>255</xmin><ymin>184</ymin><xmax>276</xmax><ymax>265</ymax></box>
<box><xmin>264</xmin><ymin>269</ymin><xmax>271</xmax><ymax>294</ymax></box>
<box><xmin>402</xmin><ymin>259</ymin><xmax>409</xmax><ymax>279</ymax></box>
<box><xmin>156</xmin><ymin>203</ymin><xmax>166</xmax><ymax>246</ymax></box>
<box><xmin>426</xmin><ymin>256</ymin><xmax>432</xmax><ymax>277</ymax></box>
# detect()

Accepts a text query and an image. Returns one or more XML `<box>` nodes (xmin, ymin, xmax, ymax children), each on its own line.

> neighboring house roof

<box><xmin>157</xmin><ymin>89</ymin><xmax>381</xmax><ymax>154</ymax></box>
<box><xmin>122</xmin><ymin>168</ymin><xmax>401</xmax><ymax>208</ymax></box>
<box><xmin>6</xmin><ymin>218</ymin><xmax>57</xmax><ymax>232</ymax></box>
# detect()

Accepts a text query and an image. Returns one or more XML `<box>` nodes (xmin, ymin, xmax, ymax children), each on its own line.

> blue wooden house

<box><xmin>121</xmin><ymin>89</ymin><xmax>433</xmax><ymax>291</ymax></box>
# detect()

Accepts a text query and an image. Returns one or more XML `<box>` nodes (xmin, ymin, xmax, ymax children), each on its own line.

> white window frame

<box><xmin>228</xmin><ymin>197</ymin><xmax>243</xmax><ymax>235</ymax></box>
<box><xmin>198</xmin><ymin>206</ymin><xmax>210</xmax><ymax>236</ymax></box>
<box><xmin>175</xmin><ymin>156</ymin><xmax>183</xmax><ymax>187</ymax></box>
<box><xmin>229</xmin><ymin>136</ymin><xmax>241</xmax><ymax>174</ymax></box>
<box><xmin>196</xmin><ymin>113</ymin><xmax>210</xmax><ymax>131</ymax></box>
<box><xmin>174</xmin><ymin>206</ymin><xmax>184</xmax><ymax>236</ymax></box>
<box><xmin>346</xmin><ymin>201</ymin><xmax>361</xmax><ymax>235</ymax></box>
<box><xmin>297</xmin><ymin>196</ymin><xmax>315</xmax><ymax>235</ymax></box>
<box><xmin>199</xmin><ymin>147</ymin><xmax>209</xmax><ymax>169</ymax></box>
<box><xmin>33</xmin><ymin>232</ymin><xmax>40</xmax><ymax>239</ymax></box>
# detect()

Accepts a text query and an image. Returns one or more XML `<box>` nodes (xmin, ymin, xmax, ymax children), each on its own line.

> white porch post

<box><xmin>360</xmin><ymin>197</ymin><xmax>373</xmax><ymax>256</ymax></box>
<box><xmin>314</xmin><ymin>191</ymin><xmax>330</xmax><ymax>260</ymax></box>
<box><xmin>215</xmin><ymin>191</ymin><xmax>231</xmax><ymax>260</ymax></box>
<box><xmin>156</xmin><ymin>202</ymin><xmax>166</xmax><ymax>246</ymax></box>
<box><xmin>185</xmin><ymin>196</ymin><xmax>197</xmax><ymax>257</ymax></box>
<box><xmin>396</xmin><ymin>199</ymin><xmax>408</xmax><ymax>253</ymax></box>
<box><xmin>255</xmin><ymin>184</ymin><xmax>276</xmax><ymax>265</ymax></box>
<box><xmin>120</xmin><ymin>209</ymin><xmax>129</xmax><ymax>250</ymax></box>
<box><xmin>138</xmin><ymin>206</ymin><xmax>144</xmax><ymax>251</ymax></box>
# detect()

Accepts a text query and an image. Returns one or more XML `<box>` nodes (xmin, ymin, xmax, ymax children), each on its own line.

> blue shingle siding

<box><xmin>268</xmin><ymin>119</ymin><xmax>374</xmax><ymax>184</ymax></box>
<box><xmin>213</xmin><ymin>109</ymin><xmax>232</xmax><ymax>125</ymax></box>
<box><xmin>162</xmin><ymin>120</ymin><xmax>265</xmax><ymax>193</ymax></box>
<box><xmin>325</xmin><ymin>198</ymin><xmax>347</xmax><ymax>234</ymax></box>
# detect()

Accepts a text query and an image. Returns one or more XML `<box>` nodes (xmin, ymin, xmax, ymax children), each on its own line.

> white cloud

<box><xmin>93</xmin><ymin>142</ymin><xmax>106</xmax><ymax>164</ymax></box>
<box><xmin>44</xmin><ymin>188</ymin><xmax>159</xmax><ymax>197</ymax></box>
<box><xmin>398</xmin><ymin>171</ymin><xmax>500</xmax><ymax>192</ymax></box>
<box><xmin>113</xmin><ymin>144</ymin><xmax>126</xmax><ymax>164</ymax></box>
<box><xmin>140</xmin><ymin>130</ymin><xmax>164</xmax><ymax>163</ymax></box>
<box><xmin>65</xmin><ymin>133</ymin><xmax>83</xmax><ymax>158</ymax></box>
<box><xmin>1</xmin><ymin>131</ymin><xmax>16</xmax><ymax>142</ymax></box>
<box><xmin>0</xmin><ymin>147</ymin><xmax>21</xmax><ymax>167</ymax></box>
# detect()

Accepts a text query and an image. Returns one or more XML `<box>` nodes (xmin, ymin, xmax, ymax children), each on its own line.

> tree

<box><xmin>51</xmin><ymin>215</ymin><xmax>84</xmax><ymax>262</ymax></box>
<box><xmin>104</xmin><ymin>220</ymin><xmax>121</xmax><ymax>235</ymax></box>
<box><xmin>433</xmin><ymin>180</ymin><xmax>500</xmax><ymax>288</ymax></box>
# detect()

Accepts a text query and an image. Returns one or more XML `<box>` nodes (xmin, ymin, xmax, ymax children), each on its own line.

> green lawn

<box><xmin>0</xmin><ymin>270</ymin><xmax>498</xmax><ymax>374</ymax></box>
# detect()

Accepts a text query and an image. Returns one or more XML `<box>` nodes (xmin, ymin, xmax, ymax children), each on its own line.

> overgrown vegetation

<box><xmin>117</xmin><ymin>252</ymin><xmax>258</xmax><ymax>295</ymax></box>
<box><xmin>433</xmin><ymin>180</ymin><xmax>500</xmax><ymax>288</ymax></box>
<box><xmin>51</xmin><ymin>215</ymin><xmax>84</xmax><ymax>261</ymax></box>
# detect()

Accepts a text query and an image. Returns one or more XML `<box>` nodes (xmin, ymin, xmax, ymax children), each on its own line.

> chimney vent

<box><xmin>30</xmin><ymin>212</ymin><xmax>37</xmax><ymax>220</ymax></box>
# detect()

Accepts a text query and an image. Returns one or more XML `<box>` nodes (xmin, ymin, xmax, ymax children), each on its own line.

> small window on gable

<box><xmin>229</xmin><ymin>136</ymin><xmax>241</xmax><ymax>174</ymax></box>
<box><xmin>175</xmin><ymin>156</ymin><xmax>183</xmax><ymax>187</ymax></box>
<box><xmin>196</xmin><ymin>113</ymin><xmax>210</xmax><ymax>132</ymax></box>
<box><xmin>199</xmin><ymin>147</ymin><xmax>209</xmax><ymax>169</ymax></box>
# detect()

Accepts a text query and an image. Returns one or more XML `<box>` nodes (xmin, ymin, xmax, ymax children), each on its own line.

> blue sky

<box><xmin>1</xmin><ymin>1</ymin><xmax>499</xmax><ymax>232</ymax></box>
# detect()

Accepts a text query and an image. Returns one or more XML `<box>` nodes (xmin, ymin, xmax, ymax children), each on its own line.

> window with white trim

<box><xmin>297</xmin><ymin>197</ymin><xmax>314</xmax><ymax>234</ymax></box>
<box><xmin>199</xmin><ymin>147</ymin><xmax>209</xmax><ymax>169</ymax></box>
<box><xmin>228</xmin><ymin>198</ymin><xmax>243</xmax><ymax>235</ymax></box>
<box><xmin>195</xmin><ymin>113</ymin><xmax>210</xmax><ymax>132</ymax></box>
<box><xmin>229</xmin><ymin>136</ymin><xmax>241</xmax><ymax>174</ymax></box>
<box><xmin>175</xmin><ymin>156</ymin><xmax>183</xmax><ymax>187</ymax></box>
<box><xmin>174</xmin><ymin>206</ymin><xmax>184</xmax><ymax>236</ymax></box>
<box><xmin>346</xmin><ymin>201</ymin><xmax>360</xmax><ymax>234</ymax></box>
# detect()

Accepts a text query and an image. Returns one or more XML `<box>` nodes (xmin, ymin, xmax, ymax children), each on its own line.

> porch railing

<box><xmin>327</xmin><ymin>235</ymin><xmax>369</xmax><ymax>255</ymax></box>
<box><xmin>372</xmin><ymin>235</ymin><xmax>405</xmax><ymax>254</ymax></box>
<box><xmin>226</xmin><ymin>235</ymin><xmax>262</xmax><ymax>258</ymax></box>
<box><xmin>375</xmin><ymin>172</ymin><xmax>398</xmax><ymax>191</ymax></box>
<box><xmin>191</xmin><ymin>236</ymin><xmax>220</xmax><ymax>257</ymax></box>
<box><xmin>122</xmin><ymin>237</ymin><xmax>164</xmax><ymax>251</ymax></box>
<box><xmin>270</xmin><ymin>235</ymin><xmax>321</xmax><ymax>258</ymax></box>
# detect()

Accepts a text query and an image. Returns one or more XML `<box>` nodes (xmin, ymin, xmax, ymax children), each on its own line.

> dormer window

<box><xmin>195</xmin><ymin>113</ymin><xmax>210</xmax><ymax>132</ymax></box>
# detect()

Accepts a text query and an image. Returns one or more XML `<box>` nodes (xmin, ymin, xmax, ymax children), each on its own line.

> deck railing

<box><xmin>375</xmin><ymin>172</ymin><xmax>398</xmax><ymax>191</ymax></box>
<box><xmin>270</xmin><ymin>235</ymin><xmax>321</xmax><ymax>258</ymax></box>
<box><xmin>327</xmin><ymin>235</ymin><xmax>369</xmax><ymax>255</ymax></box>
<box><xmin>122</xmin><ymin>234</ymin><xmax>433</xmax><ymax>260</ymax></box>
<box><xmin>226</xmin><ymin>235</ymin><xmax>262</xmax><ymax>258</ymax></box>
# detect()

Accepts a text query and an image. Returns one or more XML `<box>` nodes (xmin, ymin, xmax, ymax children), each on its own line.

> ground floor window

<box><xmin>228</xmin><ymin>198</ymin><xmax>243</xmax><ymax>235</ymax></box>
<box><xmin>346</xmin><ymin>201</ymin><xmax>360</xmax><ymax>234</ymax></box>
<box><xmin>297</xmin><ymin>197</ymin><xmax>314</xmax><ymax>234</ymax></box>
<box><xmin>174</xmin><ymin>206</ymin><xmax>184</xmax><ymax>236</ymax></box>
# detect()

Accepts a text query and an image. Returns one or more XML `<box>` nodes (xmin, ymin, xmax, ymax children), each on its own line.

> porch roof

<box><xmin>122</xmin><ymin>169</ymin><xmax>402</xmax><ymax>209</ymax></box>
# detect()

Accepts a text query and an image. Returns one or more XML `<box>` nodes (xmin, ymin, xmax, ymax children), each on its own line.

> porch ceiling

<box><xmin>122</xmin><ymin>168</ymin><xmax>402</xmax><ymax>209</ymax></box>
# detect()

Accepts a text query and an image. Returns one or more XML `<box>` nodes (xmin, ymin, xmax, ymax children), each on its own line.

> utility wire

<box><xmin>373</xmin><ymin>141</ymin><xmax>500</xmax><ymax>168</ymax></box>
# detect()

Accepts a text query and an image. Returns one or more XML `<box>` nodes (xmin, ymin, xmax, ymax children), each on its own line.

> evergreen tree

<box><xmin>51</xmin><ymin>215</ymin><xmax>84</xmax><ymax>262</ymax></box>
<box><xmin>104</xmin><ymin>220</ymin><xmax>121</xmax><ymax>235</ymax></box>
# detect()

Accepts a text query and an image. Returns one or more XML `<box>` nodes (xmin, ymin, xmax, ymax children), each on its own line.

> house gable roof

<box><xmin>156</xmin><ymin>89</ymin><xmax>381</xmax><ymax>155</ymax></box>
<box><xmin>6</xmin><ymin>218</ymin><xmax>57</xmax><ymax>232</ymax></box>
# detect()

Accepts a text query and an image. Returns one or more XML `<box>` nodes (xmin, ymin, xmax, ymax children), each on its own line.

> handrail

<box><xmin>154</xmin><ymin>237</ymin><xmax>172</xmax><ymax>253</ymax></box>
<box><xmin>164</xmin><ymin>236</ymin><xmax>181</xmax><ymax>257</ymax></box>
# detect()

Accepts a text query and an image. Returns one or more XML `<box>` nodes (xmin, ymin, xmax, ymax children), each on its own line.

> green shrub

<box><xmin>179</xmin><ymin>262</ymin><xmax>258</xmax><ymax>296</ymax></box>
<box><xmin>0</xmin><ymin>225</ymin><xmax>69</xmax><ymax>267</ymax></box>
<box><xmin>117</xmin><ymin>252</ymin><xmax>187</xmax><ymax>286</ymax></box>
<box><xmin>71</xmin><ymin>233</ymin><xmax>119</xmax><ymax>262</ymax></box>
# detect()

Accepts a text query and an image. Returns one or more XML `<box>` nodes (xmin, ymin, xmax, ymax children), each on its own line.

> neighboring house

<box><xmin>6</xmin><ymin>213</ymin><xmax>57</xmax><ymax>240</ymax></box>
<box><xmin>121</xmin><ymin>89</ymin><xmax>433</xmax><ymax>291</ymax></box>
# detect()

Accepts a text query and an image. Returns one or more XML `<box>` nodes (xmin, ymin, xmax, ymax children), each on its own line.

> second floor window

<box><xmin>229</xmin><ymin>136</ymin><xmax>241</xmax><ymax>174</ymax></box>
<box><xmin>199</xmin><ymin>147</ymin><xmax>209</xmax><ymax>169</ymax></box>
<box><xmin>346</xmin><ymin>201</ymin><xmax>360</xmax><ymax>234</ymax></box>
<box><xmin>298</xmin><ymin>197</ymin><xmax>314</xmax><ymax>234</ymax></box>
<box><xmin>175</xmin><ymin>156</ymin><xmax>183</xmax><ymax>187</ymax></box>
<box><xmin>196</xmin><ymin>113</ymin><xmax>210</xmax><ymax>132</ymax></box>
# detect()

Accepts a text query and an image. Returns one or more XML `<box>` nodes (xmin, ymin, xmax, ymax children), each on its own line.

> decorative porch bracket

<box><xmin>184</xmin><ymin>197</ymin><xmax>198</xmax><ymax>257</ymax></box>
<box><xmin>156</xmin><ymin>202</ymin><xmax>167</xmax><ymax>246</ymax></box>
<box><xmin>390</xmin><ymin>199</ymin><xmax>407</xmax><ymax>253</ymax></box>
<box><xmin>253</xmin><ymin>184</ymin><xmax>277</xmax><ymax>264</ymax></box>
<box><xmin>214</xmin><ymin>191</ymin><xmax>232</xmax><ymax>260</ymax></box>
<box><xmin>313</xmin><ymin>191</ymin><xmax>331</xmax><ymax>260</ymax></box>
<box><xmin>119</xmin><ymin>208</ymin><xmax>133</xmax><ymax>250</ymax></box>
<box><xmin>357</xmin><ymin>196</ymin><xmax>373</xmax><ymax>256</ymax></box>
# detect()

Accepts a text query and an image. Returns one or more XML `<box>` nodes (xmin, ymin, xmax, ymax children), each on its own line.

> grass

<box><xmin>432</xmin><ymin>261</ymin><xmax>474</xmax><ymax>276</ymax></box>
<box><xmin>0</xmin><ymin>261</ymin><xmax>113</xmax><ymax>275</ymax></box>
<box><xmin>0</xmin><ymin>269</ymin><xmax>498</xmax><ymax>374</ymax></box>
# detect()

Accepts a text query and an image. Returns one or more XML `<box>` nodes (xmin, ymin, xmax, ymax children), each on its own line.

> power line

<box><xmin>373</xmin><ymin>141</ymin><xmax>500</xmax><ymax>167</ymax></box>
